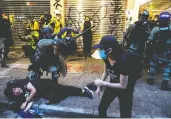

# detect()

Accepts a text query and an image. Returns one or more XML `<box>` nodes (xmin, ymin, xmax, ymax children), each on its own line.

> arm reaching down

<box><xmin>94</xmin><ymin>74</ymin><xmax>128</xmax><ymax>89</ymax></box>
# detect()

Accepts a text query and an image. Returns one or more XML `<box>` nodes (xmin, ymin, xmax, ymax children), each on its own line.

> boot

<box><xmin>147</xmin><ymin>77</ymin><xmax>154</xmax><ymax>85</ymax></box>
<box><xmin>161</xmin><ymin>80</ymin><xmax>171</xmax><ymax>91</ymax></box>
<box><xmin>1</xmin><ymin>59</ymin><xmax>9</xmax><ymax>68</ymax></box>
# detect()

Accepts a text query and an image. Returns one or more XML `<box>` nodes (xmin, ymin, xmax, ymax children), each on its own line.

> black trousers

<box><xmin>83</xmin><ymin>31</ymin><xmax>92</xmax><ymax>57</ymax></box>
<box><xmin>99</xmin><ymin>88</ymin><xmax>133</xmax><ymax>118</ymax></box>
<box><xmin>22</xmin><ymin>45</ymin><xmax>35</xmax><ymax>57</ymax></box>
<box><xmin>33</xmin><ymin>80</ymin><xmax>83</xmax><ymax>103</ymax></box>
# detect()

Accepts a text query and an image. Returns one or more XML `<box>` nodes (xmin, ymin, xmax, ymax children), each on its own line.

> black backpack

<box><xmin>122</xmin><ymin>52</ymin><xmax>143</xmax><ymax>80</ymax></box>
<box><xmin>129</xmin><ymin>21</ymin><xmax>150</xmax><ymax>54</ymax></box>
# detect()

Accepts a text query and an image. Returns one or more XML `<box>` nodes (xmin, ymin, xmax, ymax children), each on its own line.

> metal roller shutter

<box><xmin>0</xmin><ymin>0</ymin><xmax>50</xmax><ymax>47</ymax></box>
<box><xmin>64</xmin><ymin>0</ymin><xmax>126</xmax><ymax>45</ymax></box>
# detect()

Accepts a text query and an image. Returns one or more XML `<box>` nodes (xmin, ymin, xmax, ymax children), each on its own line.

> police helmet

<box><xmin>141</xmin><ymin>10</ymin><xmax>149</xmax><ymax>18</ymax></box>
<box><xmin>159</xmin><ymin>12</ymin><xmax>171</xmax><ymax>20</ymax></box>
<box><xmin>28</xmin><ymin>15</ymin><xmax>34</xmax><ymax>21</ymax></box>
<box><xmin>44</xmin><ymin>12</ymin><xmax>52</xmax><ymax>20</ymax></box>
<box><xmin>53</xmin><ymin>37</ymin><xmax>61</xmax><ymax>45</ymax></box>
<box><xmin>42</xmin><ymin>25</ymin><xmax>53</xmax><ymax>33</ymax></box>
<box><xmin>66</xmin><ymin>18</ymin><xmax>73</xmax><ymax>26</ymax></box>
<box><xmin>40</xmin><ymin>15</ymin><xmax>45</xmax><ymax>20</ymax></box>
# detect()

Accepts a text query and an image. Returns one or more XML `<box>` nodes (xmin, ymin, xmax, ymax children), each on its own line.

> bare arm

<box><xmin>20</xmin><ymin>82</ymin><xmax>36</xmax><ymax>110</ymax></box>
<box><xmin>95</xmin><ymin>74</ymin><xmax>128</xmax><ymax>89</ymax></box>
<box><xmin>25</xmin><ymin>82</ymin><xmax>36</xmax><ymax>103</ymax></box>
<box><xmin>103</xmin><ymin>74</ymin><xmax>128</xmax><ymax>89</ymax></box>
<box><xmin>24</xmin><ymin>102</ymin><xmax>34</xmax><ymax>112</ymax></box>
<box><xmin>96</xmin><ymin>63</ymin><xmax>108</xmax><ymax>94</ymax></box>
<box><xmin>101</xmin><ymin>63</ymin><xmax>108</xmax><ymax>81</ymax></box>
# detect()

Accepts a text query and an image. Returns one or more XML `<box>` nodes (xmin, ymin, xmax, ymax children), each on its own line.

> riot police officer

<box><xmin>124</xmin><ymin>10</ymin><xmax>150</xmax><ymax>55</ymax></box>
<box><xmin>0</xmin><ymin>10</ymin><xmax>9</xmax><ymax>67</ymax></box>
<box><xmin>147</xmin><ymin>12</ymin><xmax>171</xmax><ymax>91</ymax></box>
<box><xmin>27</xmin><ymin>26</ymin><xmax>61</xmax><ymax>83</ymax></box>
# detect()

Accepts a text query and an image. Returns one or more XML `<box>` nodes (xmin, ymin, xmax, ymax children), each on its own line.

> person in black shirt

<box><xmin>4</xmin><ymin>79</ymin><xmax>94</xmax><ymax>113</ymax></box>
<box><xmin>92</xmin><ymin>35</ymin><xmax>142</xmax><ymax>118</ymax></box>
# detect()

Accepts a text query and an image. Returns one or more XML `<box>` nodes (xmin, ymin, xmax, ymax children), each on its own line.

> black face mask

<box><xmin>84</xmin><ymin>21</ymin><xmax>91</xmax><ymax>28</ymax></box>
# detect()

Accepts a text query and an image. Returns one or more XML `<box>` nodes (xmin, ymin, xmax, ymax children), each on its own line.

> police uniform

<box><xmin>27</xmin><ymin>39</ymin><xmax>60</xmax><ymax>82</ymax></box>
<box><xmin>147</xmin><ymin>25</ymin><xmax>171</xmax><ymax>87</ymax></box>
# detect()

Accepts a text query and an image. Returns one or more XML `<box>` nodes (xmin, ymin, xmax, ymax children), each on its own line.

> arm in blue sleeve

<box><xmin>148</xmin><ymin>27</ymin><xmax>159</xmax><ymax>41</ymax></box>
<box><xmin>57</xmin><ymin>27</ymin><xmax>68</xmax><ymax>38</ymax></box>
<box><xmin>71</xmin><ymin>27</ymin><xmax>80</xmax><ymax>34</ymax></box>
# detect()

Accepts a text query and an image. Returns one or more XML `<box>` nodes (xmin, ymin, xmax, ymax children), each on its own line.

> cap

<box><xmin>93</xmin><ymin>35</ymin><xmax>118</xmax><ymax>49</ymax></box>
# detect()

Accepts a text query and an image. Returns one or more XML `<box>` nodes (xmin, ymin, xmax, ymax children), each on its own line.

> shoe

<box><xmin>83</xmin><ymin>87</ymin><xmax>94</xmax><ymax>99</ymax></box>
<box><xmin>147</xmin><ymin>78</ymin><xmax>154</xmax><ymax>85</ymax></box>
<box><xmin>87</xmin><ymin>82</ymin><xmax>97</xmax><ymax>91</ymax></box>
<box><xmin>161</xmin><ymin>81</ymin><xmax>171</xmax><ymax>91</ymax></box>
<box><xmin>1</xmin><ymin>59</ymin><xmax>8</xmax><ymax>68</ymax></box>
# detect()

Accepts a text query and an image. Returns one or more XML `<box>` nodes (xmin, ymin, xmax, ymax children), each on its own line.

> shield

<box><xmin>58</xmin><ymin>55</ymin><xmax>67</xmax><ymax>77</ymax></box>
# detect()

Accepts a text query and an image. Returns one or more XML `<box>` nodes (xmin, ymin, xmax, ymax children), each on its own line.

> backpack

<box><xmin>129</xmin><ymin>21</ymin><xmax>150</xmax><ymax>54</ymax></box>
<box><xmin>122</xmin><ymin>52</ymin><xmax>143</xmax><ymax>80</ymax></box>
<box><xmin>150</xmin><ymin>26</ymin><xmax>171</xmax><ymax>53</ymax></box>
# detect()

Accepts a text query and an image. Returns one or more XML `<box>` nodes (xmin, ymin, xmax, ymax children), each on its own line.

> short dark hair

<box><xmin>109</xmin><ymin>43</ymin><xmax>123</xmax><ymax>61</ymax></box>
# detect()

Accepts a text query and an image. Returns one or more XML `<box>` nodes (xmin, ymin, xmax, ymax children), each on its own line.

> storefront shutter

<box><xmin>0</xmin><ymin>0</ymin><xmax>50</xmax><ymax>47</ymax></box>
<box><xmin>64</xmin><ymin>0</ymin><xmax>126</xmax><ymax>46</ymax></box>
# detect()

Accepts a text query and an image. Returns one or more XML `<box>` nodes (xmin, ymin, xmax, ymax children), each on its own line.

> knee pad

<box><xmin>52</xmin><ymin>71</ymin><xmax>60</xmax><ymax>81</ymax></box>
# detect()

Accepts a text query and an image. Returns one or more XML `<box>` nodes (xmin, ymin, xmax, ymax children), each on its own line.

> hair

<box><xmin>4</xmin><ymin>79</ymin><xmax>25</xmax><ymax>102</ymax></box>
<box><xmin>108</xmin><ymin>43</ymin><xmax>123</xmax><ymax>61</ymax></box>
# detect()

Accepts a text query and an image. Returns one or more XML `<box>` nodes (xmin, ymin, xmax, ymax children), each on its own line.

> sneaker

<box><xmin>83</xmin><ymin>87</ymin><xmax>94</xmax><ymax>99</ymax></box>
<box><xmin>87</xmin><ymin>82</ymin><xmax>97</xmax><ymax>91</ymax></box>
<box><xmin>161</xmin><ymin>81</ymin><xmax>171</xmax><ymax>91</ymax></box>
<box><xmin>147</xmin><ymin>78</ymin><xmax>154</xmax><ymax>85</ymax></box>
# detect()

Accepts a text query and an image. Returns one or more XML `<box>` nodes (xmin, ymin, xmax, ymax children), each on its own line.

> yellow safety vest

<box><xmin>61</xmin><ymin>31</ymin><xmax>75</xmax><ymax>39</ymax></box>
<box><xmin>27</xmin><ymin>20</ymin><xmax>40</xmax><ymax>38</ymax></box>
<box><xmin>46</xmin><ymin>20</ymin><xmax>61</xmax><ymax>34</ymax></box>
<box><xmin>27</xmin><ymin>35</ymin><xmax>37</xmax><ymax>50</ymax></box>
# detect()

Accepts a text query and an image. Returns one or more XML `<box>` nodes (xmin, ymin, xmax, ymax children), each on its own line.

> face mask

<box><xmin>99</xmin><ymin>50</ymin><xmax>107</xmax><ymax>59</ymax></box>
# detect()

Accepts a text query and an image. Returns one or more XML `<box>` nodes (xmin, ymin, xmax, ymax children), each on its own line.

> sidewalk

<box><xmin>0</xmin><ymin>51</ymin><xmax>171</xmax><ymax>118</ymax></box>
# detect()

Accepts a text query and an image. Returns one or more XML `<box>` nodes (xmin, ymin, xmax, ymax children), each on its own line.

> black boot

<box><xmin>1</xmin><ymin>59</ymin><xmax>9</xmax><ymax>68</ymax></box>
<box><xmin>147</xmin><ymin>77</ymin><xmax>154</xmax><ymax>85</ymax></box>
<box><xmin>161</xmin><ymin>81</ymin><xmax>171</xmax><ymax>91</ymax></box>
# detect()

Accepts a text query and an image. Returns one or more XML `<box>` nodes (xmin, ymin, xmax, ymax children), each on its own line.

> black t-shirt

<box><xmin>104</xmin><ymin>52</ymin><xmax>141</xmax><ymax>92</ymax></box>
<box><xmin>15</xmin><ymin>79</ymin><xmax>63</xmax><ymax>99</ymax></box>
